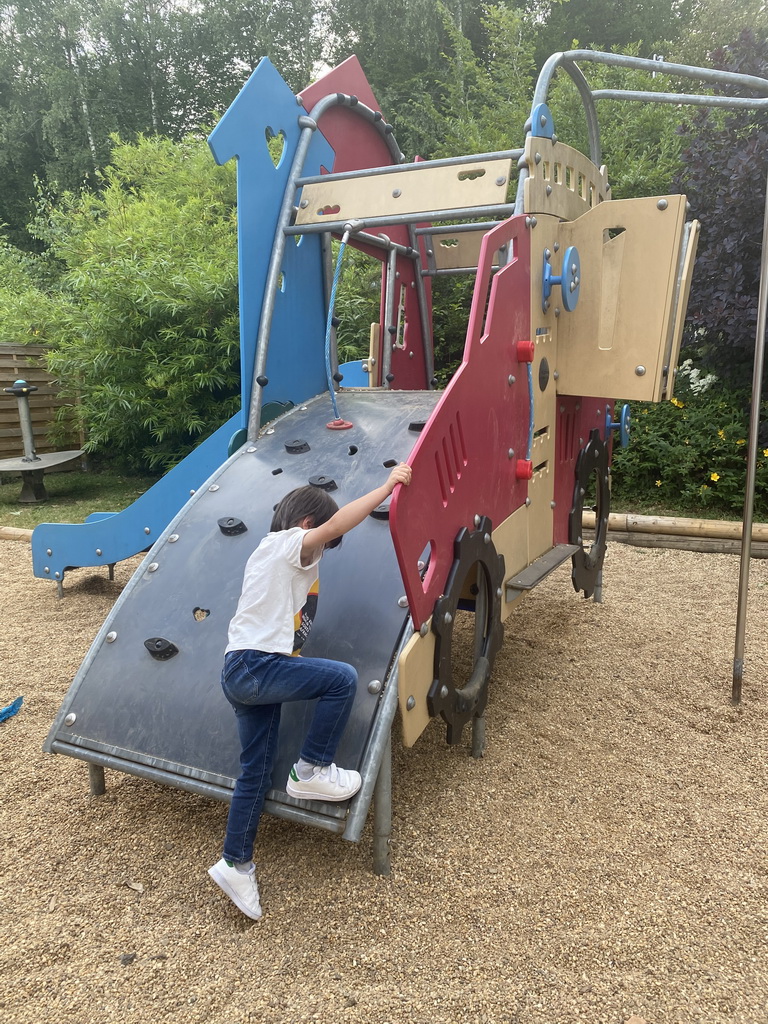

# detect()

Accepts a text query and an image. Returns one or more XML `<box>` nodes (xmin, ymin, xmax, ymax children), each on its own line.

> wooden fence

<box><xmin>0</xmin><ymin>344</ymin><xmax>80</xmax><ymax>462</ymax></box>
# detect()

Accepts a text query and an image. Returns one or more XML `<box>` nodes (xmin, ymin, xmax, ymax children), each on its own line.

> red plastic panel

<box><xmin>552</xmin><ymin>396</ymin><xmax>614</xmax><ymax>544</ymax></box>
<box><xmin>390</xmin><ymin>215</ymin><xmax>533</xmax><ymax>628</ymax></box>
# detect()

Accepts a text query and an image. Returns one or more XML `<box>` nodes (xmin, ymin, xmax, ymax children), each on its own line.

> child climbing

<box><xmin>208</xmin><ymin>462</ymin><xmax>413</xmax><ymax>919</ymax></box>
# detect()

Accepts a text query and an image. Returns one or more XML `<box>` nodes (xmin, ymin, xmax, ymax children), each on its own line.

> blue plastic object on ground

<box><xmin>0</xmin><ymin>696</ymin><xmax>23</xmax><ymax>724</ymax></box>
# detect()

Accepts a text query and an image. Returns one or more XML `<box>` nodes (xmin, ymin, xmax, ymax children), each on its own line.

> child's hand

<box><xmin>386</xmin><ymin>463</ymin><xmax>412</xmax><ymax>492</ymax></box>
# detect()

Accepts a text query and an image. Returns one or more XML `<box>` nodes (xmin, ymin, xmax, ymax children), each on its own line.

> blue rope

<box><xmin>526</xmin><ymin>360</ymin><xmax>534</xmax><ymax>460</ymax></box>
<box><xmin>324</xmin><ymin>233</ymin><xmax>349</xmax><ymax>420</ymax></box>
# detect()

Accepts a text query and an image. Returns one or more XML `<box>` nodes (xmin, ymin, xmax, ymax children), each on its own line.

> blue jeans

<box><xmin>220</xmin><ymin>648</ymin><xmax>358</xmax><ymax>863</ymax></box>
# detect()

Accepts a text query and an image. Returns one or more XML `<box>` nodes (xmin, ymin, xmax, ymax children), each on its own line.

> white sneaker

<box><xmin>286</xmin><ymin>762</ymin><xmax>362</xmax><ymax>802</ymax></box>
<box><xmin>208</xmin><ymin>858</ymin><xmax>262</xmax><ymax>920</ymax></box>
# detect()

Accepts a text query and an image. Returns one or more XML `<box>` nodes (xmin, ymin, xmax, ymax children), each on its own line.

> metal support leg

<box><xmin>471</xmin><ymin>714</ymin><xmax>486</xmax><ymax>758</ymax></box>
<box><xmin>372</xmin><ymin>732</ymin><xmax>392</xmax><ymax>876</ymax></box>
<box><xmin>108</xmin><ymin>563</ymin><xmax>115</xmax><ymax>581</ymax></box>
<box><xmin>593</xmin><ymin>568</ymin><xmax>603</xmax><ymax>604</ymax></box>
<box><xmin>88</xmin><ymin>763</ymin><xmax>106</xmax><ymax>796</ymax></box>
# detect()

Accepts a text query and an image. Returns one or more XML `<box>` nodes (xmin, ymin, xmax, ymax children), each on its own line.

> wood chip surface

<box><xmin>1</xmin><ymin>539</ymin><xmax>767</xmax><ymax>1023</ymax></box>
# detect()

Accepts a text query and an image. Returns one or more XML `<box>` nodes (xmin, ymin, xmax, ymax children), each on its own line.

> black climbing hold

<box><xmin>370</xmin><ymin>500</ymin><xmax>390</xmax><ymax>520</ymax></box>
<box><xmin>218</xmin><ymin>516</ymin><xmax>248</xmax><ymax>536</ymax></box>
<box><xmin>309</xmin><ymin>475</ymin><xmax>337</xmax><ymax>492</ymax></box>
<box><xmin>383</xmin><ymin>458</ymin><xmax>398</xmax><ymax>468</ymax></box>
<box><xmin>256</xmin><ymin>375</ymin><xmax>269</xmax><ymax>387</ymax></box>
<box><xmin>285</xmin><ymin>439</ymin><xmax>310</xmax><ymax>454</ymax></box>
<box><xmin>144</xmin><ymin>637</ymin><xmax>179</xmax><ymax>661</ymax></box>
<box><xmin>333</xmin><ymin>371</ymin><xmax>344</xmax><ymax>383</ymax></box>
<box><xmin>409</xmin><ymin>420</ymin><xmax>426</xmax><ymax>432</ymax></box>
<box><xmin>538</xmin><ymin>357</ymin><xmax>550</xmax><ymax>392</ymax></box>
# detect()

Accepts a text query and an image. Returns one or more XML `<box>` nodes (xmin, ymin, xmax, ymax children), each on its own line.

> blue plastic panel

<box><xmin>31</xmin><ymin>412</ymin><xmax>242</xmax><ymax>580</ymax></box>
<box><xmin>208</xmin><ymin>58</ymin><xmax>335</xmax><ymax>414</ymax></box>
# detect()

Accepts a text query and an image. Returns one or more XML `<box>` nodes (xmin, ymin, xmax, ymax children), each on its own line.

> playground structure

<box><xmin>42</xmin><ymin>52</ymin><xmax>768</xmax><ymax>872</ymax></box>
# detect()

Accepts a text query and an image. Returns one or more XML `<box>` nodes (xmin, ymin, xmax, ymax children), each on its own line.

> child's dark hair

<box><xmin>271</xmin><ymin>485</ymin><xmax>342</xmax><ymax>547</ymax></box>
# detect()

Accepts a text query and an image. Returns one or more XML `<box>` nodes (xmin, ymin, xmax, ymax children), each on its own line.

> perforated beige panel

<box><xmin>295</xmin><ymin>158</ymin><xmax>513</xmax><ymax>225</ymax></box>
<box><xmin>554</xmin><ymin>195</ymin><xmax>688</xmax><ymax>402</ymax></box>
<box><xmin>523</xmin><ymin>138</ymin><xmax>610</xmax><ymax>222</ymax></box>
<box><xmin>428</xmin><ymin>229</ymin><xmax>500</xmax><ymax>271</ymax></box>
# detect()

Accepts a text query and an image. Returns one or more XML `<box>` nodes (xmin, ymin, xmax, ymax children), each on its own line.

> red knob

<box><xmin>516</xmin><ymin>340</ymin><xmax>535</xmax><ymax>363</ymax></box>
<box><xmin>516</xmin><ymin>459</ymin><xmax>533</xmax><ymax>480</ymax></box>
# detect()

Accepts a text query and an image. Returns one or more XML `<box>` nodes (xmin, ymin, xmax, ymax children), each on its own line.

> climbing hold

<box><xmin>144</xmin><ymin>638</ymin><xmax>180</xmax><ymax>661</ymax></box>
<box><xmin>218</xmin><ymin>517</ymin><xmax>248</xmax><ymax>536</ymax></box>
<box><xmin>285</xmin><ymin>439</ymin><xmax>310</xmax><ymax>454</ymax></box>
<box><xmin>309</xmin><ymin>475</ymin><xmax>337</xmax><ymax>492</ymax></box>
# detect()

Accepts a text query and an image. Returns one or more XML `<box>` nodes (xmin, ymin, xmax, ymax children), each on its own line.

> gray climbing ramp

<box><xmin>44</xmin><ymin>390</ymin><xmax>440</xmax><ymax>833</ymax></box>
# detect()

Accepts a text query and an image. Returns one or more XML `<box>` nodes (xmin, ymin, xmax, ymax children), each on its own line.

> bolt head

<box><xmin>106</xmin><ymin>631</ymin><xmax>117</xmax><ymax>643</ymax></box>
<box><xmin>406</xmin><ymin>696</ymin><xmax>416</xmax><ymax>711</ymax></box>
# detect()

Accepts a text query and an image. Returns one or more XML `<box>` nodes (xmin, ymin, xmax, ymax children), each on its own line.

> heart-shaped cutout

<box><xmin>265</xmin><ymin>126</ymin><xmax>286</xmax><ymax>168</ymax></box>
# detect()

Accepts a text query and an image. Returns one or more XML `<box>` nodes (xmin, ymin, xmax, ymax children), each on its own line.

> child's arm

<box><xmin>301</xmin><ymin>463</ymin><xmax>411</xmax><ymax>557</ymax></box>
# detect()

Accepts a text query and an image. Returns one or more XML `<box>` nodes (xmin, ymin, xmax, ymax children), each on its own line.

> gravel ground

<box><xmin>1</xmin><ymin>537</ymin><xmax>768</xmax><ymax>1024</ymax></box>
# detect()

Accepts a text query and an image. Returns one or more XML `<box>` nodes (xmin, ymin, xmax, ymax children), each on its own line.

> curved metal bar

<box><xmin>564</xmin><ymin>49</ymin><xmax>768</xmax><ymax>94</ymax></box>
<box><xmin>516</xmin><ymin>54</ymin><xmax>601</xmax><ymax>212</ymax></box>
<box><xmin>248</xmin><ymin>91</ymin><xmax>407</xmax><ymax>439</ymax></box>
<box><xmin>593</xmin><ymin>89</ymin><xmax>768</xmax><ymax>109</ymax></box>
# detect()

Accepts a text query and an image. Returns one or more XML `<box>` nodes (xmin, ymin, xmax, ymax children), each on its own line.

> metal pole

<box><xmin>372</xmin><ymin>732</ymin><xmax>392</xmax><ymax>876</ymax></box>
<box><xmin>408</xmin><ymin>225</ymin><xmax>436</xmax><ymax>387</ymax></box>
<box><xmin>732</xmin><ymin>169</ymin><xmax>768</xmax><ymax>704</ymax></box>
<box><xmin>471</xmin><ymin>563</ymin><xmax>488</xmax><ymax>759</ymax></box>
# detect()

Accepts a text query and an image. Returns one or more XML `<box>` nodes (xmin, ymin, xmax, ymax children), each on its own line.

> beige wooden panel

<box><xmin>555</xmin><ymin>195</ymin><xmax>687</xmax><ymax>402</ymax></box>
<box><xmin>428</xmin><ymin>229</ymin><xmax>500</xmax><ymax>271</ymax></box>
<box><xmin>362</xmin><ymin>322</ymin><xmax>380</xmax><ymax>387</ymax></box>
<box><xmin>527</xmin><ymin>329</ymin><xmax>557</xmax><ymax>562</ymax></box>
<box><xmin>295</xmin><ymin>158</ymin><xmax>513</xmax><ymax>225</ymax></box>
<box><xmin>665</xmin><ymin>219</ymin><xmax>700</xmax><ymax>400</ymax></box>
<box><xmin>523</xmin><ymin>138</ymin><xmax>610</xmax><ymax>222</ymax></box>
<box><xmin>491</xmin><ymin>506</ymin><xmax>529</xmax><ymax>622</ymax></box>
<box><xmin>397</xmin><ymin>623</ymin><xmax>435</xmax><ymax>747</ymax></box>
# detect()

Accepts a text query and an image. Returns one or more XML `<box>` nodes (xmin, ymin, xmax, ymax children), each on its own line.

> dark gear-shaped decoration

<box><xmin>428</xmin><ymin>517</ymin><xmax>505</xmax><ymax>745</ymax></box>
<box><xmin>569</xmin><ymin>428</ymin><xmax>611</xmax><ymax>598</ymax></box>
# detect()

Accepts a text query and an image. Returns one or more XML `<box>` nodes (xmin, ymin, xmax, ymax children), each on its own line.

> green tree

<box><xmin>674</xmin><ymin>30</ymin><xmax>768</xmax><ymax>390</ymax></box>
<box><xmin>22</xmin><ymin>134</ymin><xmax>241</xmax><ymax>471</ymax></box>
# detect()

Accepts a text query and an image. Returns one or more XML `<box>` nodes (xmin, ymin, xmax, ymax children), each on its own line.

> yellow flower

<box><xmin>763</xmin><ymin>448</ymin><xmax>768</xmax><ymax>457</ymax></box>
<box><xmin>718</xmin><ymin>429</ymin><xmax>726</xmax><ymax>439</ymax></box>
<box><xmin>655</xmin><ymin>479</ymin><xmax>662</xmax><ymax>487</ymax></box>
<box><xmin>737</xmin><ymin>439</ymin><xmax>746</xmax><ymax>446</ymax></box>
<box><xmin>711</xmin><ymin>472</ymin><xmax>720</xmax><ymax>482</ymax></box>
<box><xmin>670</xmin><ymin>397</ymin><xmax>684</xmax><ymax>408</ymax></box>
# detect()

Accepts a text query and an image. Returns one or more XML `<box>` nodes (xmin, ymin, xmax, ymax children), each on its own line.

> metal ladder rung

<box><xmin>505</xmin><ymin>544</ymin><xmax>579</xmax><ymax>596</ymax></box>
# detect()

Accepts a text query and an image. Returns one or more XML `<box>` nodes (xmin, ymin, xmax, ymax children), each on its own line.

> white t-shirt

<box><xmin>226</xmin><ymin>527</ymin><xmax>322</xmax><ymax>656</ymax></box>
